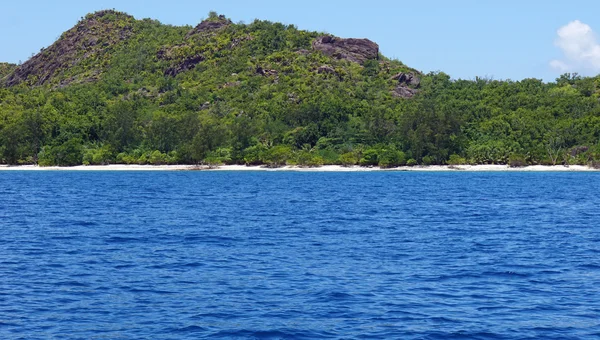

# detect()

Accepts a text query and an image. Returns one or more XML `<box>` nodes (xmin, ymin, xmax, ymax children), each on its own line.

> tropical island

<box><xmin>1</xmin><ymin>10</ymin><xmax>600</xmax><ymax>169</ymax></box>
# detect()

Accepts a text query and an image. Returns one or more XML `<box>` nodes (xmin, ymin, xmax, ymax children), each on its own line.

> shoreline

<box><xmin>1</xmin><ymin>164</ymin><xmax>599</xmax><ymax>172</ymax></box>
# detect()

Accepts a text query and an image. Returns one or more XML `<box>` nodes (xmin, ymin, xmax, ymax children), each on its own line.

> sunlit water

<box><xmin>1</xmin><ymin>171</ymin><xmax>599</xmax><ymax>339</ymax></box>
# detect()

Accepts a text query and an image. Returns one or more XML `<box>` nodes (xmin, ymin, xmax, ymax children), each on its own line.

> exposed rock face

<box><xmin>312</xmin><ymin>36</ymin><xmax>378</xmax><ymax>64</ymax></box>
<box><xmin>187</xmin><ymin>15</ymin><xmax>232</xmax><ymax>37</ymax></box>
<box><xmin>392</xmin><ymin>86</ymin><xmax>419</xmax><ymax>98</ymax></box>
<box><xmin>3</xmin><ymin>10</ymin><xmax>134</xmax><ymax>87</ymax></box>
<box><xmin>569</xmin><ymin>145</ymin><xmax>589</xmax><ymax>157</ymax></box>
<box><xmin>391</xmin><ymin>72</ymin><xmax>421</xmax><ymax>87</ymax></box>
<box><xmin>164</xmin><ymin>54</ymin><xmax>205</xmax><ymax>77</ymax></box>
<box><xmin>391</xmin><ymin>72</ymin><xmax>421</xmax><ymax>99</ymax></box>
<box><xmin>317</xmin><ymin>65</ymin><xmax>336</xmax><ymax>75</ymax></box>
<box><xmin>156</xmin><ymin>45</ymin><xmax>182</xmax><ymax>61</ymax></box>
<box><xmin>157</xmin><ymin>45</ymin><xmax>205</xmax><ymax>77</ymax></box>
<box><xmin>230</xmin><ymin>35</ymin><xmax>252</xmax><ymax>48</ymax></box>
<box><xmin>200</xmin><ymin>102</ymin><xmax>210</xmax><ymax>110</ymax></box>
<box><xmin>256</xmin><ymin>66</ymin><xmax>278</xmax><ymax>77</ymax></box>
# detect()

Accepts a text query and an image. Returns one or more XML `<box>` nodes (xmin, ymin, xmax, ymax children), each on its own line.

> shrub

<box><xmin>359</xmin><ymin>149</ymin><xmax>379</xmax><ymax>166</ymax></box>
<box><xmin>205</xmin><ymin>148</ymin><xmax>232</xmax><ymax>166</ymax></box>
<box><xmin>509</xmin><ymin>154</ymin><xmax>527</xmax><ymax>168</ymax></box>
<box><xmin>38</xmin><ymin>139</ymin><xmax>83</xmax><ymax>166</ymax></box>
<box><xmin>116</xmin><ymin>152</ymin><xmax>137</xmax><ymax>164</ymax></box>
<box><xmin>406</xmin><ymin>158</ymin><xmax>417</xmax><ymax>167</ymax></box>
<box><xmin>317</xmin><ymin>149</ymin><xmax>339</xmax><ymax>165</ymax></box>
<box><xmin>166</xmin><ymin>151</ymin><xmax>179</xmax><ymax>164</ymax></box>
<box><xmin>149</xmin><ymin>150</ymin><xmax>168</xmax><ymax>165</ymax></box>
<box><xmin>83</xmin><ymin>145</ymin><xmax>114</xmax><ymax>165</ymax></box>
<box><xmin>137</xmin><ymin>152</ymin><xmax>149</xmax><ymax>164</ymax></box>
<box><xmin>339</xmin><ymin>152</ymin><xmax>357</xmax><ymax>166</ymax></box>
<box><xmin>82</xmin><ymin>150</ymin><xmax>93</xmax><ymax>165</ymax></box>
<box><xmin>378</xmin><ymin>149</ymin><xmax>406</xmax><ymax>168</ymax></box>
<box><xmin>447</xmin><ymin>154</ymin><xmax>467</xmax><ymax>166</ymax></box>
<box><xmin>307</xmin><ymin>155</ymin><xmax>324</xmax><ymax>167</ymax></box>
<box><xmin>263</xmin><ymin>145</ymin><xmax>292</xmax><ymax>167</ymax></box>
<box><xmin>295</xmin><ymin>149</ymin><xmax>312</xmax><ymax>167</ymax></box>
<box><xmin>93</xmin><ymin>147</ymin><xmax>113</xmax><ymax>165</ymax></box>
<box><xmin>243</xmin><ymin>144</ymin><xmax>268</xmax><ymax>165</ymax></box>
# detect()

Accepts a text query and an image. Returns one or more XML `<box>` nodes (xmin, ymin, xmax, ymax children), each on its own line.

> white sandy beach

<box><xmin>0</xmin><ymin>164</ymin><xmax>598</xmax><ymax>172</ymax></box>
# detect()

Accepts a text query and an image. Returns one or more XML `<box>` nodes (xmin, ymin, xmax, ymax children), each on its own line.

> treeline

<box><xmin>1</xmin><ymin>12</ymin><xmax>600</xmax><ymax>167</ymax></box>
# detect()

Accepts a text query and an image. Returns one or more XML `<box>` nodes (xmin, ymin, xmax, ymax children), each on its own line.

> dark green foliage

<box><xmin>406</xmin><ymin>159</ymin><xmax>418</xmax><ymax>167</ymax></box>
<box><xmin>378</xmin><ymin>147</ymin><xmax>406</xmax><ymax>168</ymax></box>
<box><xmin>38</xmin><ymin>139</ymin><xmax>83</xmax><ymax>166</ymax></box>
<box><xmin>2</xmin><ymin>11</ymin><xmax>600</xmax><ymax>167</ymax></box>
<box><xmin>447</xmin><ymin>154</ymin><xmax>467</xmax><ymax>166</ymax></box>
<box><xmin>509</xmin><ymin>154</ymin><xmax>527</xmax><ymax>168</ymax></box>
<box><xmin>359</xmin><ymin>149</ymin><xmax>379</xmax><ymax>166</ymax></box>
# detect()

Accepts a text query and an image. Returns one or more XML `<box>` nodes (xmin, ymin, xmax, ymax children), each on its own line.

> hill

<box><xmin>1</xmin><ymin>10</ymin><xmax>600</xmax><ymax>167</ymax></box>
<box><xmin>3</xmin><ymin>10</ymin><xmax>137</xmax><ymax>87</ymax></box>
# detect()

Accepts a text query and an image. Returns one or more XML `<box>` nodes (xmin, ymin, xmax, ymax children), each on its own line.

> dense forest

<box><xmin>2</xmin><ymin>10</ymin><xmax>600</xmax><ymax>167</ymax></box>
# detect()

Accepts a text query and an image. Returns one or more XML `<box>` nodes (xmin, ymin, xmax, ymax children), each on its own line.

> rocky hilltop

<box><xmin>312</xmin><ymin>36</ymin><xmax>379</xmax><ymax>64</ymax></box>
<box><xmin>4</xmin><ymin>10</ymin><xmax>136</xmax><ymax>87</ymax></box>
<box><xmin>186</xmin><ymin>14</ymin><xmax>232</xmax><ymax>36</ymax></box>
<box><xmin>1</xmin><ymin>10</ymin><xmax>419</xmax><ymax>97</ymax></box>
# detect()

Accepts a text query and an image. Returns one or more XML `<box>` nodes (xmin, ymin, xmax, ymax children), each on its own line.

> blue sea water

<box><xmin>1</xmin><ymin>171</ymin><xmax>600</xmax><ymax>339</ymax></box>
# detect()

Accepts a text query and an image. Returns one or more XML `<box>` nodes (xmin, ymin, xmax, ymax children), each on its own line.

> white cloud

<box><xmin>550</xmin><ymin>20</ymin><xmax>600</xmax><ymax>75</ymax></box>
<box><xmin>549</xmin><ymin>60</ymin><xmax>569</xmax><ymax>72</ymax></box>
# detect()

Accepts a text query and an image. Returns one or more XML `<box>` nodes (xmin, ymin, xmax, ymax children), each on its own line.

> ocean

<box><xmin>1</xmin><ymin>171</ymin><xmax>599</xmax><ymax>339</ymax></box>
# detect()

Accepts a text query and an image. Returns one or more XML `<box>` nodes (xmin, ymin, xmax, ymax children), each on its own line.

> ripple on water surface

<box><xmin>1</xmin><ymin>171</ymin><xmax>600</xmax><ymax>339</ymax></box>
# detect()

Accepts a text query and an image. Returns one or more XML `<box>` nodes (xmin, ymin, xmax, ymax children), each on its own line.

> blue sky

<box><xmin>2</xmin><ymin>0</ymin><xmax>600</xmax><ymax>82</ymax></box>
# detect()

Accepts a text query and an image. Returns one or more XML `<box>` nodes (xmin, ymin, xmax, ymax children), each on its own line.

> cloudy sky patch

<box><xmin>551</xmin><ymin>20</ymin><xmax>600</xmax><ymax>75</ymax></box>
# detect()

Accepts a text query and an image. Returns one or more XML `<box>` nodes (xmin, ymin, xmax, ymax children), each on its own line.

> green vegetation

<box><xmin>2</xmin><ymin>10</ymin><xmax>600</xmax><ymax>167</ymax></box>
<box><xmin>0</xmin><ymin>63</ymin><xmax>16</xmax><ymax>79</ymax></box>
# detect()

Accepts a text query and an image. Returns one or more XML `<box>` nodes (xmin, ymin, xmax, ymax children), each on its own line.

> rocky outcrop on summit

<box><xmin>2</xmin><ymin>10</ymin><xmax>134</xmax><ymax>87</ymax></box>
<box><xmin>312</xmin><ymin>36</ymin><xmax>378</xmax><ymax>65</ymax></box>
<box><xmin>187</xmin><ymin>15</ymin><xmax>232</xmax><ymax>37</ymax></box>
<box><xmin>391</xmin><ymin>72</ymin><xmax>421</xmax><ymax>99</ymax></box>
